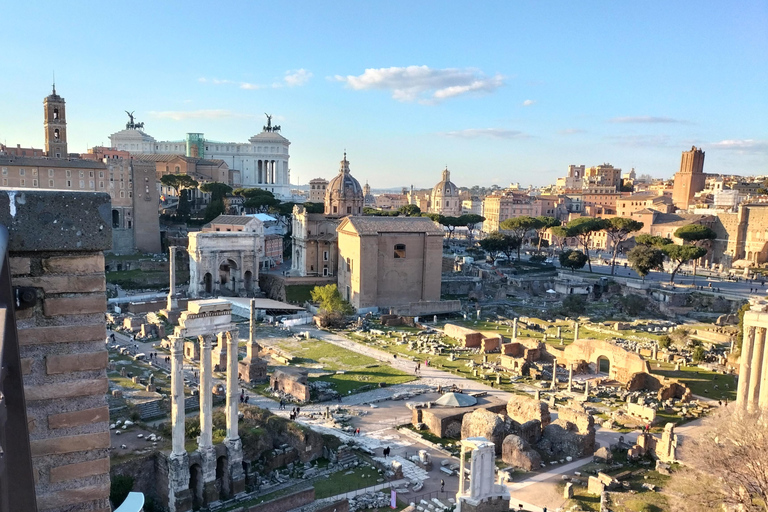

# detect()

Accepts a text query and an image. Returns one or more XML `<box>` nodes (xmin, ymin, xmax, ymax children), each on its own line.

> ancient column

<box><xmin>748</xmin><ymin>327</ymin><xmax>767</xmax><ymax>413</ymax></box>
<box><xmin>584</xmin><ymin>379</ymin><xmax>590</xmax><ymax>397</ymax></box>
<box><xmin>198</xmin><ymin>335</ymin><xmax>217</xmax><ymax>503</ymax></box>
<box><xmin>249</xmin><ymin>299</ymin><xmax>256</xmax><ymax>348</ymax></box>
<box><xmin>759</xmin><ymin>328</ymin><xmax>768</xmax><ymax>412</ymax></box>
<box><xmin>551</xmin><ymin>358</ymin><xmax>558</xmax><ymax>390</ymax></box>
<box><xmin>167</xmin><ymin>246</ymin><xmax>178</xmax><ymax>311</ymax></box>
<box><xmin>170</xmin><ymin>336</ymin><xmax>186</xmax><ymax>456</ymax></box>
<box><xmin>557</xmin><ymin>326</ymin><xmax>562</xmax><ymax>339</ymax></box>
<box><xmin>225</xmin><ymin>330</ymin><xmax>246</xmax><ymax>495</ymax></box>
<box><xmin>652</xmin><ymin>345</ymin><xmax>658</xmax><ymax>360</ymax></box>
<box><xmin>738</xmin><ymin>326</ymin><xmax>756</xmax><ymax>409</ymax></box>
<box><xmin>568</xmin><ymin>365</ymin><xmax>574</xmax><ymax>392</ymax></box>
<box><xmin>574</xmin><ymin>322</ymin><xmax>580</xmax><ymax>342</ymax></box>
<box><xmin>457</xmin><ymin>444</ymin><xmax>467</xmax><ymax>497</ymax></box>
<box><xmin>512</xmin><ymin>318</ymin><xmax>518</xmax><ymax>339</ymax></box>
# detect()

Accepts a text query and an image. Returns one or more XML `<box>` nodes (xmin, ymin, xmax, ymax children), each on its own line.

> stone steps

<box><xmin>185</xmin><ymin>395</ymin><xmax>200</xmax><ymax>412</ymax></box>
<box><xmin>136</xmin><ymin>399</ymin><xmax>166</xmax><ymax>420</ymax></box>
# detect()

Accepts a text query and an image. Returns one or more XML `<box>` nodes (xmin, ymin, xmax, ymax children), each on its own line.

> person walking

<box><xmin>440</xmin><ymin>479</ymin><xmax>445</xmax><ymax>492</ymax></box>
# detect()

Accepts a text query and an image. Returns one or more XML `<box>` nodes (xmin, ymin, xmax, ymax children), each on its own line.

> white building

<box><xmin>109</xmin><ymin>115</ymin><xmax>291</xmax><ymax>198</ymax></box>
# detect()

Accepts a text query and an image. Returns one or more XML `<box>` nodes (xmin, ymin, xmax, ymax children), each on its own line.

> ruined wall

<box><xmin>110</xmin><ymin>452</ymin><xmax>161</xmax><ymax>506</ymax></box>
<box><xmin>444</xmin><ymin>323</ymin><xmax>484</xmax><ymax>347</ymax></box>
<box><xmin>1</xmin><ymin>190</ymin><xmax>112</xmax><ymax>512</ymax></box>
<box><xmin>562</xmin><ymin>339</ymin><xmax>649</xmax><ymax>382</ymax></box>
<box><xmin>272</xmin><ymin>369</ymin><xmax>310</xmax><ymax>402</ymax></box>
<box><xmin>243</xmin><ymin>487</ymin><xmax>315</xmax><ymax>512</ymax></box>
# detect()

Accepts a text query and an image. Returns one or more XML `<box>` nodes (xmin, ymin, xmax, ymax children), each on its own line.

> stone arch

<box><xmin>189</xmin><ymin>463</ymin><xmax>204</xmax><ymax>510</ymax></box>
<box><xmin>204</xmin><ymin>272</ymin><xmax>213</xmax><ymax>294</ymax></box>
<box><xmin>216</xmin><ymin>455</ymin><xmax>231</xmax><ymax>500</ymax></box>
<box><xmin>219</xmin><ymin>258</ymin><xmax>240</xmax><ymax>294</ymax></box>
<box><xmin>597</xmin><ymin>355</ymin><xmax>610</xmax><ymax>374</ymax></box>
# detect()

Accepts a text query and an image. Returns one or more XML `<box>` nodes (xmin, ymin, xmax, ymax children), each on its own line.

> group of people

<box><xmin>239</xmin><ymin>390</ymin><xmax>250</xmax><ymax>404</ymax></box>
<box><xmin>289</xmin><ymin>407</ymin><xmax>300</xmax><ymax>420</ymax></box>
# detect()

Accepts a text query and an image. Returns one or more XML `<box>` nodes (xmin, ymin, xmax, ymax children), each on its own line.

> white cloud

<box><xmin>558</xmin><ymin>128</ymin><xmax>585</xmax><ymax>135</ymax></box>
<box><xmin>334</xmin><ymin>65</ymin><xmax>504</xmax><ymax>103</ymax></box>
<box><xmin>148</xmin><ymin>110</ymin><xmax>254</xmax><ymax>121</ymax></box>
<box><xmin>605</xmin><ymin>134</ymin><xmax>671</xmax><ymax>147</ymax></box>
<box><xmin>283</xmin><ymin>69</ymin><xmax>313</xmax><ymax>87</ymax></box>
<box><xmin>443</xmin><ymin>128</ymin><xmax>528</xmax><ymax>139</ymax></box>
<box><xmin>239</xmin><ymin>82</ymin><xmax>262</xmax><ymax>90</ymax></box>
<box><xmin>709</xmin><ymin>139</ymin><xmax>768</xmax><ymax>152</ymax></box>
<box><xmin>522</xmin><ymin>99</ymin><xmax>536</xmax><ymax>107</ymax></box>
<box><xmin>609</xmin><ymin>116</ymin><xmax>685</xmax><ymax>124</ymax></box>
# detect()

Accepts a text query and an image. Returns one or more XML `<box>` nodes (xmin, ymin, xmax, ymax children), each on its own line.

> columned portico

<box><xmin>737</xmin><ymin>303</ymin><xmax>768</xmax><ymax>414</ymax></box>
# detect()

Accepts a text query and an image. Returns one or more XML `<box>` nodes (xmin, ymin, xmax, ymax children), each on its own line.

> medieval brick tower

<box><xmin>44</xmin><ymin>84</ymin><xmax>68</xmax><ymax>157</ymax></box>
<box><xmin>672</xmin><ymin>146</ymin><xmax>706</xmax><ymax>210</ymax></box>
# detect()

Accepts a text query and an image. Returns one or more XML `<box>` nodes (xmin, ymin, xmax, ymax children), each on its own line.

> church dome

<box><xmin>430</xmin><ymin>167</ymin><xmax>461</xmax><ymax>216</ymax></box>
<box><xmin>325</xmin><ymin>153</ymin><xmax>364</xmax><ymax>217</ymax></box>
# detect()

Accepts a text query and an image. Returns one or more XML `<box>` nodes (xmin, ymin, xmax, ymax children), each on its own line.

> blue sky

<box><xmin>1</xmin><ymin>0</ymin><xmax>766</xmax><ymax>188</ymax></box>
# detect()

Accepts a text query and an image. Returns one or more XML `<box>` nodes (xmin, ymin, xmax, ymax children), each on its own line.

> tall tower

<box><xmin>672</xmin><ymin>146</ymin><xmax>706</xmax><ymax>210</ymax></box>
<box><xmin>44</xmin><ymin>84</ymin><xmax>67</xmax><ymax>158</ymax></box>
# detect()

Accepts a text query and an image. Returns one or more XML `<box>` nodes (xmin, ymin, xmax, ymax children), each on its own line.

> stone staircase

<box><xmin>136</xmin><ymin>399</ymin><xmax>166</xmax><ymax>420</ymax></box>
<box><xmin>184</xmin><ymin>395</ymin><xmax>200</xmax><ymax>412</ymax></box>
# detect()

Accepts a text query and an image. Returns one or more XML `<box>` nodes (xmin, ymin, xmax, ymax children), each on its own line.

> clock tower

<box><xmin>44</xmin><ymin>83</ymin><xmax>67</xmax><ymax>158</ymax></box>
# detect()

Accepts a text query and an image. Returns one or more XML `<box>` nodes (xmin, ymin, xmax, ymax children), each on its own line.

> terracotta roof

<box><xmin>338</xmin><ymin>216</ymin><xmax>444</xmax><ymax>235</ymax></box>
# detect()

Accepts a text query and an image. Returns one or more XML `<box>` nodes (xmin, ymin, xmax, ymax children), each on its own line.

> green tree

<box><xmin>565</xmin><ymin>217</ymin><xmax>610</xmax><ymax>272</ymax></box>
<box><xmin>440</xmin><ymin>216</ymin><xmax>463</xmax><ymax>240</ymax></box>
<box><xmin>627</xmin><ymin>244</ymin><xmax>666</xmax><ymax>280</ymax></box>
<box><xmin>110</xmin><ymin>475</ymin><xmax>135</xmax><ymax>509</ymax></box>
<box><xmin>199</xmin><ymin>182</ymin><xmax>233</xmax><ymax>201</ymax></box>
<box><xmin>462</xmin><ymin>214</ymin><xmax>486</xmax><ymax>244</ymax></box>
<box><xmin>604</xmin><ymin>217</ymin><xmax>644</xmax><ymax>275</ymax></box>
<box><xmin>160</xmin><ymin>174</ymin><xmax>199</xmax><ymax>220</ymax></box>
<box><xmin>635</xmin><ymin>234</ymin><xmax>674</xmax><ymax>248</ymax></box>
<box><xmin>559</xmin><ymin>249</ymin><xmax>588</xmax><ymax>272</ymax></box>
<box><xmin>658</xmin><ymin>335</ymin><xmax>672</xmax><ymax>350</ymax></box>
<box><xmin>499</xmin><ymin>233</ymin><xmax>521</xmax><ymax>262</ymax></box>
<box><xmin>533</xmin><ymin>216</ymin><xmax>560</xmax><ymax>254</ymax></box>
<box><xmin>398</xmin><ymin>204</ymin><xmax>421</xmax><ymax>216</ymax></box>
<box><xmin>310</xmin><ymin>284</ymin><xmax>354</xmax><ymax>315</ymax></box>
<box><xmin>500</xmin><ymin>216</ymin><xmax>538</xmax><ymax>260</ymax></box>
<box><xmin>562</xmin><ymin>295</ymin><xmax>587</xmax><ymax>315</ymax></box>
<box><xmin>479</xmin><ymin>231</ymin><xmax>507</xmax><ymax>264</ymax></box>
<box><xmin>235</xmin><ymin>188</ymin><xmax>281</xmax><ymax>212</ymax></box>
<box><xmin>662</xmin><ymin>244</ymin><xmax>708</xmax><ymax>283</ymax></box>
<box><xmin>203</xmin><ymin>198</ymin><xmax>225</xmax><ymax>223</ymax></box>
<box><xmin>692</xmin><ymin>345</ymin><xmax>706</xmax><ymax>363</ymax></box>
<box><xmin>675</xmin><ymin>224</ymin><xmax>717</xmax><ymax>283</ymax></box>
<box><xmin>549</xmin><ymin>225</ymin><xmax>569</xmax><ymax>250</ymax></box>
<box><xmin>302</xmin><ymin>202</ymin><xmax>324</xmax><ymax>214</ymax></box>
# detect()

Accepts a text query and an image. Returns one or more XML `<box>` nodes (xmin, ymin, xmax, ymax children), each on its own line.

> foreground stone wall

<box><xmin>0</xmin><ymin>190</ymin><xmax>112</xmax><ymax>512</ymax></box>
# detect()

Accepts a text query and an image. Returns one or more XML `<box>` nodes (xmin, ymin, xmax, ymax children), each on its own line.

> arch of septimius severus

<box><xmin>737</xmin><ymin>302</ymin><xmax>768</xmax><ymax>413</ymax></box>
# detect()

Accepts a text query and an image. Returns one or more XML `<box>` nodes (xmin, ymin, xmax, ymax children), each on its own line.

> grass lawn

<box><xmin>313</xmin><ymin>466</ymin><xmax>383</xmax><ymax>498</ymax></box>
<box><xmin>285</xmin><ymin>284</ymin><xmax>315</xmax><ymax>304</ymax></box>
<box><xmin>273</xmin><ymin>339</ymin><xmax>415</xmax><ymax>395</ymax></box>
<box><xmin>650</xmin><ymin>360</ymin><xmax>736</xmax><ymax>402</ymax></box>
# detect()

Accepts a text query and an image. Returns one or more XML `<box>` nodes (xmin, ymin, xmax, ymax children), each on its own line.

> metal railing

<box><xmin>0</xmin><ymin>224</ymin><xmax>38</xmax><ymax>512</ymax></box>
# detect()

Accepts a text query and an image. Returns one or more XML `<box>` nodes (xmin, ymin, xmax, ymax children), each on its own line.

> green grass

<box><xmin>273</xmin><ymin>339</ymin><xmax>415</xmax><ymax>395</ymax></box>
<box><xmin>650</xmin><ymin>360</ymin><xmax>736</xmax><ymax>401</ymax></box>
<box><xmin>401</xmin><ymin>425</ymin><xmax>457</xmax><ymax>448</ymax></box>
<box><xmin>285</xmin><ymin>284</ymin><xmax>315</xmax><ymax>303</ymax></box>
<box><xmin>313</xmin><ymin>466</ymin><xmax>383</xmax><ymax>498</ymax></box>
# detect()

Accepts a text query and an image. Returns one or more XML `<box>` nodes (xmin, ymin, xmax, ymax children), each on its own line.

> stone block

<box><xmin>46</xmin><ymin>351</ymin><xmax>108</xmax><ymax>375</ymax></box>
<box><xmin>30</xmin><ymin>432</ymin><xmax>110</xmax><ymax>457</ymax></box>
<box><xmin>35</xmin><ymin>482</ymin><xmax>110</xmax><ymax>511</ymax></box>
<box><xmin>501</xmin><ymin>434</ymin><xmax>541</xmax><ymax>471</ymax></box>
<box><xmin>10</xmin><ymin>257</ymin><xmax>30</xmax><ymax>276</ymax></box>
<box><xmin>25</xmin><ymin>378</ymin><xmax>108</xmax><ymax>401</ymax></box>
<box><xmin>43</xmin><ymin>254</ymin><xmax>105</xmax><ymax>275</ymax></box>
<box><xmin>49</xmin><ymin>457</ymin><xmax>110</xmax><ymax>483</ymax></box>
<box><xmin>19</xmin><ymin>324</ymin><xmax>105</xmax><ymax>345</ymax></box>
<box><xmin>13</xmin><ymin>275</ymin><xmax>106</xmax><ymax>294</ymax></box>
<box><xmin>44</xmin><ymin>295</ymin><xmax>106</xmax><ymax>317</ymax></box>
<box><xmin>48</xmin><ymin>406</ymin><xmax>109</xmax><ymax>430</ymax></box>
<box><xmin>21</xmin><ymin>358</ymin><xmax>33</xmax><ymax>375</ymax></box>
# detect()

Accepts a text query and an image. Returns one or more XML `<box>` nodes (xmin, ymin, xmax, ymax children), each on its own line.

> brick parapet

<box><xmin>1</xmin><ymin>190</ymin><xmax>112</xmax><ymax>512</ymax></box>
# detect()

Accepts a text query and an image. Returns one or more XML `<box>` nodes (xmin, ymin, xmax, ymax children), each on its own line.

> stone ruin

<box><xmin>444</xmin><ymin>323</ymin><xmax>502</xmax><ymax>353</ymax></box>
<box><xmin>459</xmin><ymin>394</ymin><xmax>596</xmax><ymax>472</ymax></box>
<box><xmin>456</xmin><ymin>437</ymin><xmax>510</xmax><ymax>512</ymax></box>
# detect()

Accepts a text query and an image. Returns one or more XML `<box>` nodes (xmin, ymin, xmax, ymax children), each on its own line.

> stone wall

<box><xmin>271</xmin><ymin>368</ymin><xmax>310</xmax><ymax>402</ymax></box>
<box><xmin>1</xmin><ymin>190</ymin><xmax>113</xmax><ymax>512</ymax></box>
<box><xmin>110</xmin><ymin>452</ymin><xmax>161</xmax><ymax>506</ymax></box>
<box><xmin>238</xmin><ymin>487</ymin><xmax>315</xmax><ymax>512</ymax></box>
<box><xmin>562</xmin><ymin>339</ymin><xmax>649</xmax><ymax>383</ymax></box>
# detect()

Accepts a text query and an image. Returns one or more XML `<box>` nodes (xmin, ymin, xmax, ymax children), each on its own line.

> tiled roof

<box><xmin>207</xmin><ymin>215</ymin><xmax>258</xmax><ymax>226</ymax></box>
<box><xmin>339</xmin><ymin>216</ymin><xmax>444</xmax><ymax>235</ymax></box>
<box><xmin>131</xmin><ymin>154</ymin><xmax>226</xmax><ymax>166</ymax></box>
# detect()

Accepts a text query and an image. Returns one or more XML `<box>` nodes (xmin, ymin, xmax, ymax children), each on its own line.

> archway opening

<box><xmin>189</xmin><ymin>463</ymin><xmax>204</xmax><ymax>510</ymax></box>
<box><xmin>112</xmin><ymin>209</ymin><xmax>120</xmax><ymax>228</ymax></box>
<box><xmin>597</xmin><ymin>356</ymin><xmax>610</xmax><ymax>375</ymax></box>
<box><xmin>204</xmin><ymin>273</ymin><xmax>213</xmax><ymax>294</ymax></box>
<box><xmin>244</xmin><ymin>270</ymin><xmax>253</xmax><ymax>293</ymax></box>
<box><xmin>216</xmin><ymin>455</ymin><xmax>231</xmax><ymax>500</ymax></box>
<box><xmin>219</xmin><ymin>259</ymin><xmax>240</xmax><ymax>295</ymax></box>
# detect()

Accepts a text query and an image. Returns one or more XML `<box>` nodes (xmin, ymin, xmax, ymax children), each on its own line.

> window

<box><xmin>346</xmin><ymin>258</ymin><xmax>351</xmax><ymax>272</ymax></box>
<box><xmin>79</xmin><ymin>171</ymin><xmax>84</xmax><ymax>178</ymax></box>
<box><xmin>66</xmin><ymin>180</ymin><xmax>72</xmax><ymax>187</ymax></box>
<box><xmin>323</xmin><ymin>266</ymin><xmax>329</xmax><ymax>276</ymax></box>
<box><xmin>89</xmin><ymin>180</ymin><xmax>94</xmax><ymax>188</ymax></box>
<box><xmin>79</xmin><ymin>180</ymin><xmax>85</xmax><ymax>188</ymax></box>
<box><xmin>54</xmin><ymin>129</ymin><xmax>60</xmax><ymax>139</ymax></box>
<box><xmin>89</xmin><ymin>171</ymin><xmax>94</xmax><ymax>178</ymax></box>
<box><xmin>53</xmin><ymin>108</ymin><xmax>59</xmax><ymax>119</ymax></box>
<box><xmin>394</xmin><ymin>244</ymin><xmax>406</xmax><ymax>259</ymax></box>
<box><xmin>1</xmin><ymin>168</ymin><xmax>7</xmax><ymax>176</ymax></box>
<box><xmin>15</xmin><ymin>168</ymin><xmax>23</xmax><ymax>176</ymax></box>
<box><xmin>333</xmin><ymin>206</ymin><xmax>337</xmax><ymax>214</ymax></box>
<box><xmin>19</xmin><ymin>179</ymin><xmax>25</xmax><ymax>186</ymax></box>
<box><xmin>175</xmin><ymin>166</ymin><xmax>180</xmax><ymax>173</ymax></box>
<box><xmin>323</xmin><ymin>251</ymin><xmax>329</xmax><ymax>261</ymax></box>
<box><xmin>66</xmin><ymin>170</ymin><xmax>71</xmax><ymax>178</ymax></box>
<box><xmin>347</xmin><ymin>206</ymin><xmax>352</xmax><ymax>214</ymax></box>
<box><xmin>99</xmin><ymin>181</ymin><xmax>104</xmax><ymax>188</ymax></box>
<box><xmin>32</xmin><ymin>169</ymin><xmax>37</xmax><ymax>176</ymax></box>
<box><xmin>120</xmin><ymin>191</ymin><xmax>125</xmax><ymax>198</ymax></box>
<box><xmin>49</xmin><ymin>169</ymin><xmax>54</xmax><ymax>177</ymax></box>
<box><xmin>49</xmin><ymin>180</ymin><xmax>54</xmax><ymax>187</ymax></box>
<box><xmin>1</xmin><ymin>179</ymin><xmax>7</xmax><ymax>186</ymax></box>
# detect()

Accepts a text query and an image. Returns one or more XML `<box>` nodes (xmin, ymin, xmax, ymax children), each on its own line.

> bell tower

<box><xmin>44</xmin><ymin>83</ymin><xmax>67</xmax><ymax>158</ymax></box>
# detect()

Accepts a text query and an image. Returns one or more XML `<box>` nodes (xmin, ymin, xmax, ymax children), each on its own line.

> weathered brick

<box><xmin>19</xmin><ymin>324</ymin><xmax>105</xmax><ymax>345</ymax></box>
<box><xmin>49</xmin><ymin>457</ymin><xmax>110</xmax><ymax>483</ymax></box>
<box><xmin>30</xmin><ymin>432</ymin><xmax>110</xmax><ymax>457</ymax></box>
<box><xmin>25</xmin><ymin>378</ymin><xmax>108</xmax><ymax>401</ymax></box>
<box><xmin>10</xmin><ymin>256</ymin><xmax>30</xmax><ymax>276</ymax></box>
<box><xmin>21</xmin><ymin>357</ymin><xmax>33</xmax><ymax>375</ymax></box>
<box><xmin>43</xmin><ymin>254</ymin><xmax>105</xmax><ymax>275</ymax></box>
<box><xmin>14</xmin><ymin>275</ymin><xmax>106</xmax><ymax>293</ymax></box>
<box><xmin>46</xmin><ymin>351</ymin><xmax>108</xmax><ymax>375</ymax></box>
<box><xmin>48</xmin><ymin>406</ymin><xmax>109</xmax><ymax>430</ymax></box>
<box><xmin>43</xmin><ymin>295</ymin><xmax>106</xmax><ymax>317</ymax></box>
<box><xmin>35</xmin><ymin>482</ymin><xmax>110</xmax><ymax>510</ymax></box>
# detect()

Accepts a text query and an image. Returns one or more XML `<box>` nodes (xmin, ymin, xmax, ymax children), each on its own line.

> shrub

<box><xmin>529</xmin><ymin>254</ymin><xmax>546</xmax><ymax>263</ymax></box>
<box><xmin>110</xmin><ymin>475</ymin><xmax>134</xmax><ymax>508</ymax></box>
<box><xmin>692</xmin><ymin>345</ymin><xmax>706</xmax><ymax>363</ymax></box>
<box><xmin>658</xmin><ymin>335</ymin><xmax>672</xmax><ymax>350</ymax></box>
<box><xmin>562</xmin><ymin>294</ymin><xmax>587</xmax><ymax>315</ymax></box>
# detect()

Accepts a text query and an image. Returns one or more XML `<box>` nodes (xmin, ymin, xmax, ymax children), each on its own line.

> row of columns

<box><xmin>257</xmin><ymin>160</ymin><xmax>281</xmax><ymax>184</ymax></box>
<box><xmin>737</xmin><ymin>323</ymin><xmax>768</xmax><ymax>413</ymax></box>
<box><xmin>169</xmin><ymin>329</ymin><xmax>243</xmax><ymax>510</ymax></box>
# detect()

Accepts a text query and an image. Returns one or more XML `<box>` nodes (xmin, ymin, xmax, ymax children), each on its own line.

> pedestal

<box><xmin>167</xmin><ymin>452</ymin><xmax>192</xmax><ymax>512</ymax></box>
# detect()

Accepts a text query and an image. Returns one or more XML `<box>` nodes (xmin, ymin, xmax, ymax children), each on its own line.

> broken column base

<box><xmin>226</xmin><ymin>437</ymin><xmax>246</xmax><ymax>496</ymax></box>
<box><xmin>167</xmin><ymin>452</ymin><xmax>192</xmax><ymax>512</ymax></box>
<box><xmin>238</xmin><ymin>358</ymin><xmax>268</xmax><ymax>382</ymax></box>
<box><xmin>456</xmin><ymin>495</ymin><xmax>510</xmax><ymax>512</ymax></box>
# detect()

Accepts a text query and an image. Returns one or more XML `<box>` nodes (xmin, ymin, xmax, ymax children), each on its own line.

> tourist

<box><xmin>245</xmin><ymin>396</ymin><xmax>249</xmax><ymax>404</ymax></box>
<box><xmin>296</xmin><ymin>407</ymin><xmax>300</xmax><ymax>416</ymax></box>
<box><xmin>440</xmin><ymin>479</ymin><xmax>444</xmax><ymax>492</ymax></box>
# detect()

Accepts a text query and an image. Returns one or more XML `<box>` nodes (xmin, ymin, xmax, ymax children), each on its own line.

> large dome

<box><xmin>430</xmin><ymin>167</ymin><xmax>461</xmax><ymax>216</ymax></box>
<box><xmin>325</xmin><ymin>153</ymin><xmax>364</xmax><ymax>217</ymax></box>
<box><xmin>432</xmin><ymin>168</ymin><xmax>459</xmax><ymax>199</ymax></box>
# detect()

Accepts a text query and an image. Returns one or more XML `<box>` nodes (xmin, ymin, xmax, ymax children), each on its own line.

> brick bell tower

<box><xmin>44</xmin><ymin>82</ymin><xmax>67</xmax><ymax>157</ymax></box>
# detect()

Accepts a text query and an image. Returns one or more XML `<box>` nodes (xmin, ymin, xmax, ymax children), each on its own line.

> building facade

<box><xmin>308</xmin><ymin>177</ymin><xmax>328</xmax><ymax>203</ymax></box>
<box><xmin>672</xmin><ymin>146</ymin><xmax>707</xmax><ymax>210</ymax></box>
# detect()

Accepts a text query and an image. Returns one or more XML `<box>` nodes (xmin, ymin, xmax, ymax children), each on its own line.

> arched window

<box><xmin>175</xmin><ymin>166</ymin><xmax>180</xmax><ymax>173</ymax></box>
<box><xmin>54</xmin><ymin>129</ymin><xmax>60</xmax><ymax>139</ymax></box>
<box><xmin>394</xmin><ymin>244</ymin><xmax>406</xmax><ymax>259</ymax></box>
<box><xmin>53</xmin><ymin>108</ymin><xmax>59</xmax><ymax>119</ymax></box>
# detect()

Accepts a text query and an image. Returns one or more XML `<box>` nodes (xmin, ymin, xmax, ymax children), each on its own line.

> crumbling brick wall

<box><xmin>1</xmin><ymin>190</ymin><xmax>113</xmax><ymax>512</ymax></box>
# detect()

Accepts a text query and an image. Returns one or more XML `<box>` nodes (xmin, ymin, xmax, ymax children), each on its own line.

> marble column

<box><xmin>557</xmin><ymin>326</ymin><xmax>562</xmax><ymax>339</ymax></box>
<box><xmin>584</xmin><ymin>379</ymin><xmax>590</xmax><ymax>397</ymax></box>
<box><xmin>568</xmin><ymin>365</ymin><xmax>574</xmax><ymax>392</ymax></box>
<box><xmin>748</xmin><ymin>327</ymin><xmax>767</xmax><ymax>413</ymax></box>
<box><xmin>167</xmin><ymin>246</ymin><xmax>178</xmax><ymax>311</ymax></box>
<box><xmin>198</xmin><ymin>335</ymin><xmax>217</xmax><ymax>503</ymax></box>
<box><xmin>225</xmin><ymin>330</ymin><xmax>246</xmax><ymax>495</ymax></box>
<box><xmin>457</xmin><ymin>444</ymin><xmax>466</xmax><ymax>497</ymax></box>
<box><xmin>512</xmin><ymin>318</ymin><xmax>518</xmax><ymax>339</ymax></box>
<box><xmin>248</xmin><ymin>299</ymin><xmax>256</xmax><ymax>351</ymax></box>
<box><xmin>170</xmin><ymin>336</ymin><xmax>186</xmax><ymax>456</ymax></box>
<box><xmin>652</xmin><ymin>345</ymin><xmax>658</xmax><ymax>360</ymax></box>
<box><xmin>574</xmin><ymin>322</ymin><xmax>580</xmax><ymax>342</ymax></box>
<box><xmin>551</xmin><ymin>358</ymin><xmax>558</xmax><ymax>390</ymax></box>
<box><xmin>737</xmin><ymin>326</ymin><xmax>756</xmax><ymax>409</ymax></box>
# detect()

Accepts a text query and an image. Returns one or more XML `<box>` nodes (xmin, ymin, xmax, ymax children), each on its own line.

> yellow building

<box><xmin>336</xmin><ymin>216</ymin><xmax>443</xmax><ymax>309</ymax></box>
